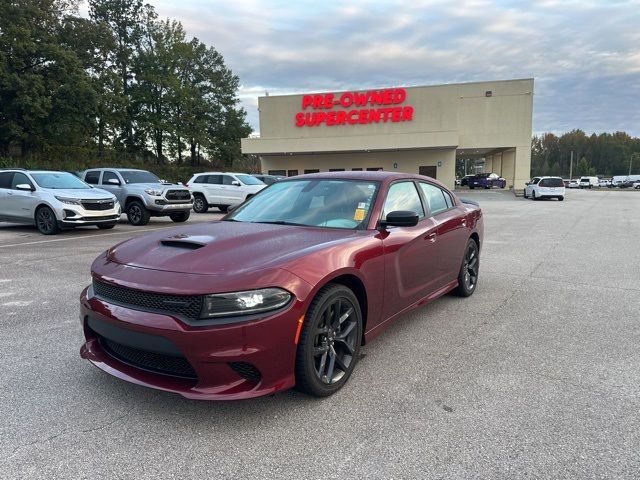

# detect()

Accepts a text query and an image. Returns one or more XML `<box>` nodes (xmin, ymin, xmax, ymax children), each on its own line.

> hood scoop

<box><xmin>160</xmin><ymin>234</ymin><xmax>216</xmax><ymax>250</ymax></box>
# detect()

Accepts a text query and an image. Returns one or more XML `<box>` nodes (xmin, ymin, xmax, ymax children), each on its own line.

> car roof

<box><xmin>193</xmin><ymin>172</ymin><xmax>252</xmax><ymax>175</ymax></box>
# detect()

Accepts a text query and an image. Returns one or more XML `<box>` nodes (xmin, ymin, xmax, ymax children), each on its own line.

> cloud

<box><xmin>143</xmin><ymin>0</ymin><xmax>639</xmax><ymax>136</ymax></box>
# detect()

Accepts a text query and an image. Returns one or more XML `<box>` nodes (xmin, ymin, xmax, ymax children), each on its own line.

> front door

<box><xmin>6</xmin><ymin>172</ymin><xmax>38</xmax><ymax>220</ymax></box>
<box><xmin>419</xmin><ymin>166</ymin><xmax>437</xmax><ymax>179</ymax></box>
<box><xmin>100</xmin><ymin>170</ymin><xmax>125</xmax><ymax>203</ymax></box>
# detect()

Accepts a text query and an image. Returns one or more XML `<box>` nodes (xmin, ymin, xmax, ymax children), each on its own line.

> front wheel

<box><xmin>295</xmin><ymin>284</ymin><xmax>362</xmax><ymax>397</ymax></box>
<box><xmin>35</xmin><ymin>206</ymin><xmax>60</xmax><ymax>235</ymax></box>
<box><xmin>170</xmin><ymin>211</ymin><xmax>190</xmax><ymax>222</ymax></box>
<box><xmin>558</xmin><ymin>196</ymin><xmax>564</xmax><ymax>201</ymax></box>
<box><xmin>452</xmin><ymin>238</ymin><xmax>479</xmax><ymax>297</ymax></box>
<box><xmin>532</xmin><ymin>191</ymin><xmax>537</xmax><ymax>200</ymax></box>
<box><xmin>126</xmin><ymin>201</ymin><xmax>151</xmax><ymax>226</ymax></box>
<box><xmin>523</xmin><ymin>190</ymin><xmax>528</xmax><ymax>199</ymax></box>
<box><xmin>192</xmin><ymin>194</ymin><xmax>208</xmax><ymax>213</ymax></box>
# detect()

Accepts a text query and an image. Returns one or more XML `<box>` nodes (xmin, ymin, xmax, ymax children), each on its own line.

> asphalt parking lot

<box><xmin>1</xmin><ymin>189</ymin><xmax>639</xmax><ymax>479</ymax></box>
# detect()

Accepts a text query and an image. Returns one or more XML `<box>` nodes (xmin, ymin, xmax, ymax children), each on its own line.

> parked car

<box><xmin>0</xmin><ymin>169</ymin><xmax>120</xmax><ymax>234</ymax></box>
<box><xmin>79</xmin><ymin>171</ymin><xmax>483</xmax><ymax>399</ymax></box>
<box><xmin>578</xmin><ymin>176</ymin><xmax>599</xmax><ymax>189</ymax></box>
<box><xmin>253</xmin><ymin>174</ymin><xmax>284</xmax><ymax>185</ymax></box>
<box><xmin>598</xmin><ymin>179</ymin><xmax>612</xmax><ymax>188</ymax></box>
<box><xmin>618</xmin><ymin>180</ymin><xmax>635</xmax><ymax>188</ymax></box>
<box><xmin>567</xmin><ymin>180</ymin><xmax>580</xmax><ymax>189</ymax></box>
<box><xmin>633</xmin><ymin>181</ymin><xmax>640</xmax><ymax>189</ymax></box>
<box><xmin>468</xmin><ymin>173</ymin><xmax>506</xmax><ymax>189</ymax></box>
<box><xmin>459</xmin><ymin>174</ymin><xmax>475</xmax><ymax>186</ymax></box>
<box><xmin>524</xmin><ymin>176</ymin><xmax>565</xmax><ymax>201</ymax></box>
<box><xmin>82</xmin><ymin>168</ymin><xmax>192</xmax><ymax>226</ymax></box>
<box><xmin>186</xmin><ymin>172</ymin><xmax>267</xmax><ymax>213</ymax></box>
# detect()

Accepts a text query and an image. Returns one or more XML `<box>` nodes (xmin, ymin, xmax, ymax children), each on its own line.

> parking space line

<box><xmin>0</xmin><ymin>226</ymin><xmax>173</xmax><ymax>249</ymax></box>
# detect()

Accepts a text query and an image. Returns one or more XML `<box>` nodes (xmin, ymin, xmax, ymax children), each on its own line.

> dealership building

<box><xmin>241</xmin><ymin>78</ymin><xmax>534</xmax><ymax>190</ymax></box>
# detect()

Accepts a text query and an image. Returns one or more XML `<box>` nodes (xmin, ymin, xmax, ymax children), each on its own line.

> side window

<box><xmin>383</xmin><ymin>181</ymin><xmax>425</xmax><ymax>219</ymax></box>
<box><xmin>222</xmin><ymin>175</ymin><xmax>235</xmax><ymax>185</ymax></box>
<box><xmin>102</xmin><ymin>171</ymin><xmax>119</xmax><ymax>184</ymax></box>
<box><xmin>0</xmin><ymin>172</ymin><xmax>11</xmax><ymax>189</ymax></box>
<box><xmin>11</xmin><ymin>172</ymin><xmax>33</xmax><ymax>189</ymax></box>
<box><xmin>419</xmin><ymin>182</ymin><xmax>449</xmax><ymax>215</ymax></box>
<box><xmin>84</xmin><ymin>170</ymin><xmax>100</xmax><ymax>185</ymax></box>
<box><xmin>208</xmin><ymin>175</ymin><xmax>222</xmax><ymax>185</ymax></box>
<box><xmin>443</xmin><ymin>190</ymin><xmax>454</xmax><ymax>208</ymax></box>
<box><xmin>193</xmin><ymin>175</ymin><xmax>206</xmax><ymax>184</ymax></box>
<box><xmin>532</xmin><ymin>178</ymin><xmax>541</xmax><ymax>185</ymax></box>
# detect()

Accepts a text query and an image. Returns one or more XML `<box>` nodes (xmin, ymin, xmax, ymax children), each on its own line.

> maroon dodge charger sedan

<box><xmin>80</xmin><ymin>171</ymin><xmax>483</xmax><ymax>399</ymax></box>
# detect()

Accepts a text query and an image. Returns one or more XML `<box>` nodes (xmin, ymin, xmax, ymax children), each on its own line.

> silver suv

<box><xmin>186</xmin><ymin>172</ymin><xmax>266</xmax><ymax>213</ymax></box>
<box><xmin>0</xmin><ymin>169</ymin><xmax>120</xmax><ymax>235</ymax></box>
<box><xmin>82</xmin><ymin>168</ymin><xmax>192</xmax><ymax>225</ymax></box>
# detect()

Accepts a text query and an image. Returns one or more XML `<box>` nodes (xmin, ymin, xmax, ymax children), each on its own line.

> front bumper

<box><xmin>79</xmin><ymin>286</ymin><xmax>303</xmax><ymax>400</ymax></box>
<box><xmin>147</xmin><ymin>200</ymin><xmax>193</xmax><ymax>213</ymax></box>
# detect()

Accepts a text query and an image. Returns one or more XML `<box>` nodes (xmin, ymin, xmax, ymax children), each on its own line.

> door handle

<box><xmin>426</xmin><ymin>232</ymin><xmax>437</xmax><ymax>242</ymax></box>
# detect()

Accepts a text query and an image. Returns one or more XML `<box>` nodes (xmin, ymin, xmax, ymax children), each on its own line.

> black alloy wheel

<box><xmin>127</xmin><ymin>201</ymin><xmax>150</xmax><ymax>226</ymax></box>
<box><xmin>35</xmin><ymin>206</ymin><xmax>60</xmax><ymax>235</ymax></box>
<box><xmin>453</xmin><ymin>238</ymin><xmax>479</xmax><ymax>297</ymax></box>
<box><xmin>295</xmin><ymin>284</ymin><xmax>362</xmax><ymax>397</ymax></box>
<box><xmin>193</xmin><ymin>195</ymin><xmax>208</xmax><ymax>213</ymax></box>
<box><xmin>170</xmin><ymin>211</ymin><xmax>190</xmax><ymax>222</ymax></box>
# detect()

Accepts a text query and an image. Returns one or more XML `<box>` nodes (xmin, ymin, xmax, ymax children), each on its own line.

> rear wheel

<box><xmin>453</xmin><ymin>238</ymin><xmax>479</xmax><ymax>297</ymax></box>
<box><xmin>295</xmin><ymin>284</ymin><xmax>362</xmax><ymax>397</ymax></box>
<box><xmin>35</xmin><ymin>206</ymin><xmax>60</xmax><ymax>235</ymax></box>
<box><xmin>558</xmin><ymin>196</ymin><xmax>564</xmax><ymax>201</ymax></box>
<box><xmin>170</xmin><ymin>211</ymin><xmax>190</xmax><ymax>222</ymax></box>
<box><xmin>126</xmin><ymin>200</ymin><xmax>150</xmax><ymax>226</ymax></box>
<box><xmin>192</xmin><ymin>194</ymin><xmax>208</xmax><ymax>213</ymax></box>
<box><xmin>523</xmin><ymin>190</ymin><xmax>528</xmax><ymax>198</ymax></box>
<box><xmin>532</xmin><ymin>191</ymin><xmax>537</xmax><ymax>200</ymax></box>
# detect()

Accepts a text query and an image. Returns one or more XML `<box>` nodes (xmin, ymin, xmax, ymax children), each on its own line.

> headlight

<box><xmin>55</xmin><ymin>196</ymin><xmax>81</xmax><ymax>205</ymax></box>
<box><xmin>145</xmin><ymin>188</ymin><xmax>163</xmax><ymax>196</ymax></box>
<box><xmin>200</xmin><ymin>288</ymin><xmax>292</xmax><ymax>318</ymax></box>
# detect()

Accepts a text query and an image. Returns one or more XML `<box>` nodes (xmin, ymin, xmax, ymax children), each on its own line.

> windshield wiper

<box><xmin>252</xmin><ymin>220</ymin><xmax>306</xmax><ymax>227</ymax></box>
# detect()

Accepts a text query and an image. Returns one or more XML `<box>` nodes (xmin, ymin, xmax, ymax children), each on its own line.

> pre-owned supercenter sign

<box><xmin>295</xmin><ymin>88</ymin><xmax>413</xmax><ymax>127</ymax></box>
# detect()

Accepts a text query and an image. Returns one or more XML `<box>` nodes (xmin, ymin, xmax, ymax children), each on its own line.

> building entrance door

<box><xmin>419</xmin><ymin>166</ymin><xmax>437</xmax><ymax>179</ymax></box>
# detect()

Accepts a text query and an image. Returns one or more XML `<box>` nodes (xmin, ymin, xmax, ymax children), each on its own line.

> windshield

<box><xmin>120</xmin><ymin>170</ymin><xmax>160</xmax><ymax>184</ymax></box>
<box><xmin>31</xmin><ymin>172</ymin><xmax>91</xmax><ymax>189</ymax></box>
<box><xmin>227</xmin><ymin>179</ymin><xmax>379</xmax><ymax>229</ymax></box>
<box><xmin>236</xmin><ymin>174</ymin><xmax>264</xmax><ymax>185</ymax></box>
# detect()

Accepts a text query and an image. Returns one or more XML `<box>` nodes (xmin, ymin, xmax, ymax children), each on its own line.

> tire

<box><xmin>97</xmin><ymin>224</ymin><xmax>116</xmax><ymax>230</ymax></box>
<box><xmin>35</xmin><ymin>206</ymin><xmax>60</xmax><ymax>235</ymax></box>
<box><xmin>192</xmin><ymin>194</ymin><xmax>208</xmax><ymax>213</ymax></box>
<box><xmin>558</xmin><ymin>196</ymin><xmax>564</xmax><ymax>201</ymax></box>
<box><xmin>295</xmin><ymin>284</ymin><xmax>363</xmax><ymax>397</ymax></box>
<box><xmin>126</xmin><ymin>200</ymin><xmax>150</xmax><ymax>226</ymax></box>
<box><xmin>218</xmin><ymin>205</ymin><xmax>229</xmax><ymax>213</ymax></box>
<box><xmin>452</xmin><ymin>238</ymin><xmax>479</xmax><ymax>297</ymax></box>
<box><xmin>170</xmin><ymin>211</ymin><xmax>190</xmax><ymax>222</ymax></box>
<box><xmin>532</xmin><ymin>191</ymin><xmax>537</xmax><ymax>200</ymax></box>
<box><xmin>523</xmin><ymin>190</ymin><xmax>528</xmax><ymax>199</ymax></box>
<box><xmin>469</xmin><ymin>186</ymin><xmax>475</xmax><ymax>190</ymax></box>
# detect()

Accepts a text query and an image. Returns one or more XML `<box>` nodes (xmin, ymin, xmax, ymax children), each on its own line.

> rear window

<box><xmin>540</xmin><ymin>178</ymin><xmax>564</xmax><ymax>187</ymax></box>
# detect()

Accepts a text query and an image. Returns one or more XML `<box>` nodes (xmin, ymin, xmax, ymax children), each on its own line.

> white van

<box><xmin>578</xmin><ymin>176</ymin><xmax>599</xmax><ymax>189</ymax></box>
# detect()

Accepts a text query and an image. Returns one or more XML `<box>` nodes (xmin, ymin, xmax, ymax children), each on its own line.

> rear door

<box><xmin>419</xmin><ymin>182</ymin><xmax>469</xmax><ymax>281</ymax></box>
<box><xmin>204</xmin><ymin>175</ymin><xmax>223</xmax><ymax>204</ymax></box>
<box><xmin>381</xmin><ymin>180</ymin><xmax>440</xmax><ymax>319</ymax></box>
<box><xmin>0</xmin><ymin>172</ymin><xmax>15</xmax><ymax>221</ymax></box>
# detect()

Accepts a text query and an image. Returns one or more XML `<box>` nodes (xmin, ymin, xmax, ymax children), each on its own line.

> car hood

<box><xmin>46</xmin><ymin>188</ymin><xmax>115</xmax><ymax>200</ymax></box>
<box><xmin>106</xmin><ymin>221</ymin><xmax>358</xmax><ymax>275</ymax></box>
<box><xmin>125</xmin><ymin>183</ymin><xmax>188</xmax><ymax>191</ymax></box>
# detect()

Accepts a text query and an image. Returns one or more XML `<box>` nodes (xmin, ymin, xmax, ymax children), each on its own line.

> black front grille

<box><xmin>166</xmin><ymin>190</ymin><xmax>191</xmax><ymax>201</ymax></box>
<box><xmin>99</xmin><ymin>336</ymin><xmax>197</xmax><ymax>380</ymax></box>
<box><xmin>228</xmin><ymin>362</ymin><xmax>262</xmax><ymax>383</ymax></box>
<box><xmin>93</xmin><ymin>280</ymin><xmax>203</xmax><ymax>319</ymax></box>
<box><xmin>82</xmin><ymin>200</ymin><xmax>115</xmax><ymax>211</ymax></box>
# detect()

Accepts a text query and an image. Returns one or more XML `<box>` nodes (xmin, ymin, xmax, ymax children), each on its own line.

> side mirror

<box><xmin>15</xmin><ymin>184</ymin><xmax>34</xmax><ymax>192</ymax></box>
<box><xmin>231</xmin><ymin>180</ymin><xmax>241</xmax><ymax>186</ymax></box>
<box><xmin>379</xmin><ymin>210</ymin><xmax>419</xmax><ymax>229</ymax></box>
<box><xmin>107</xmin><ymin>178</ymin><xmax>121</xmax><ymax>185</ymax></box>
<box><xmin>525</xmin><ymin>182</ymin><xmax>530</xmax><ymax>186</ymax></box>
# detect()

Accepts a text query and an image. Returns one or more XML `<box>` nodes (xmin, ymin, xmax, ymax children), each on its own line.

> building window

<box><xmin>329</xmin><ymin>168</ymin><xmax>345</xmax><ymax>172</ymax></box>
<box><xmin>366</xmin><ymin>167</ymin><xmax>383</xmax><ymax>171</ymax></box>
<box><xmin>304</xmin><ymin>169</ymin><xmax>320</xmax><ymax>174</ymax></box>
<box><xmin>352</xmin><ymin>168</ymin><xmax>363</xmax><ymax>171</ymax></box>
<box><xmin>287</xmin><ymin>169</ymin><xmax>298</xmax><ymax>177</ymax></box>
<box><xmin>268</xmin><ymin>170</ymin><xmax>286</xmax><ymax>176</ymax></box>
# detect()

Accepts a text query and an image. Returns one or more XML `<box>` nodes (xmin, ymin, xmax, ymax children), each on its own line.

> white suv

<box><xmin>524</xmin><ymin>176</ymin><xmax>565</xmax><ymax>201</ymax></box>
<box><xmin>186</xmin><ymin>172</ymin><xmax>266</xmax><ymax>213</ymax></box>
<box><xmin>0</xmin><ymin>169</ymin><xmax>120</xmax><ymax>234</ymax></box>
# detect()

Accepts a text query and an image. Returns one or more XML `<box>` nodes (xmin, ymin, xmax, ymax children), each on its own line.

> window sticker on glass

<box><xmin>353</xmin><ymin>208</ymin><xmax>365</xmax><ymax>221</ymax></box>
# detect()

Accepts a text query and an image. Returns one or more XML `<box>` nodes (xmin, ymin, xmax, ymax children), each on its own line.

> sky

<box><xmin>96</xmin><ymin>0</ymin><xmax>640</xmax><ymax>136</ymax></box>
